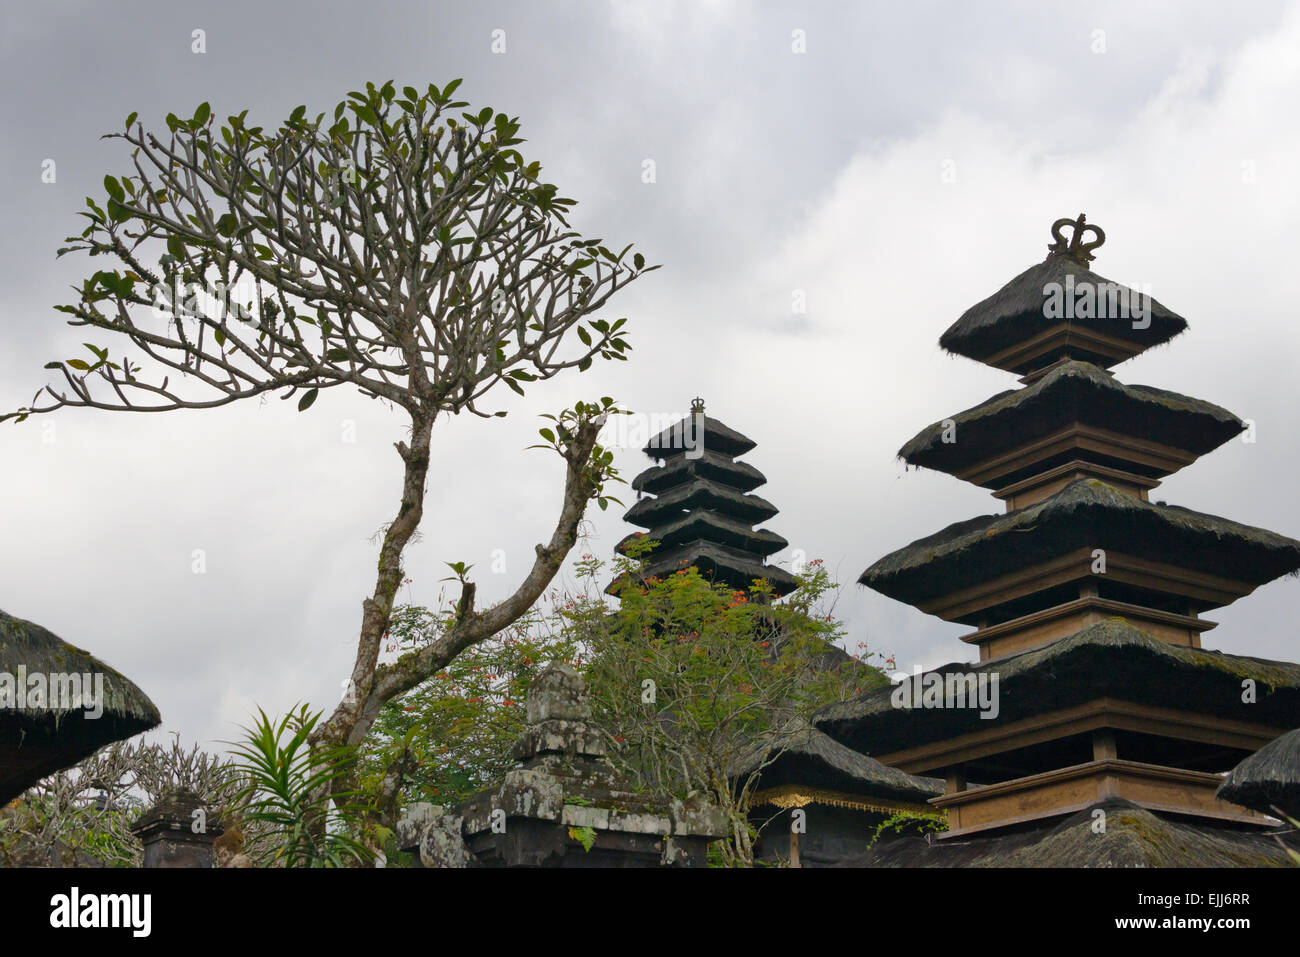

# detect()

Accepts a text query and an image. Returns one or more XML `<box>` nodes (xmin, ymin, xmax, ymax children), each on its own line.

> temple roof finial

<box><xmin>1046</xmin><ymin>213</ymin><xmax>1105</xmax><ymax>266</ymax></box>
<box><xmin>690</xmin><ymin>396</ymin><xmax>705</xmax><ymax>415</ymax></box>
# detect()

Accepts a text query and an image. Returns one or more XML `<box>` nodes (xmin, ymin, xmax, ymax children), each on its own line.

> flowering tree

<box><xmin>2</xmin><ymin>79</ymin><xmax>653</xmax><ymax>783</ymax></box>
<box><xmin>358</xmin><ymin>600</ymin><xmax>578</xmax><ymax>814</ymax></box>
<box><xmin>361</xmin><ymin>542</ymin><xmax>890</xmax><ymax>865</ymax></box>
<box><xmin>578</xmin><ymin>546</ymin><xmax>889</xmax><ymax>865</ymax></box>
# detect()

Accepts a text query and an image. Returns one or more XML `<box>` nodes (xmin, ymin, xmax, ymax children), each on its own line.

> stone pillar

<box><xmin>131</xmin><ymin>788</ymin><xmax>223</xmax><ymax>868</ymax></box>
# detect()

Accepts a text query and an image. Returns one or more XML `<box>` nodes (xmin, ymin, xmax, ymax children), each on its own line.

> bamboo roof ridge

<box><xmin>1217</xmin><ymin>727</ymin><xmax>1300</xmax><ymax>819</ymax></box>
<box><xmin>859</xmin><ymin>478</ymin><xmax>1300</xmax><ymax>608</ymax></box>
<box><xmin>899</xmin><ymin>360</ymin><xmax>1244</xmax><ymax>480</ymax></box>
<box><xmin>814</xmin><ymin>620</ymin><xmax>1300</xmax><ymax>757</ymax></box>
<box><xmin>1</xmin><ymin>608</ymin><xmax>161</xmax><ymax>804</ymax></box>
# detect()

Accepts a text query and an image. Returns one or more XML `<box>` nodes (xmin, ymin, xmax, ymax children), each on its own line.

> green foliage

<box><xmin>530</xmin><ymin>397</ymin><xmax>630</xmax><ymax>511</ymax></box>
<box><xmin>359</xmin><ymin>602</ymin><xmax>579</xmax><ymax>807</ymax></box>
<box><xmin>357</xmin><ymin>538</ymin><xmax>891</xmax><ymax>867</ymax></box>
<box><xmin>227</xmin><ymin>705</ymin><xmax>373</xmax><ymax>867</ymax></box>
<box><xmin>572</xmin><ymin>548</ymin><xmax>888</xmax><ymax>864</ymax></box>
<box><xmin>7</xmin><ymin>78</ymin><xmax>653</xmax><ymax>424</ymax></box>
<box><xmin>869</xmin><ymin>809</ymin><xmax>948</xmax><ymax>847</ymax></box>
<box><xmin>0</xmin><ymin>791</ymin><xmax>144</xmax><ymax>867</ymax></box>
<box><xmin>568</xmin><ymin>825</ymin><xmax>597</xmax><ymax>852</ymax></box>
<box><xmin>0</xmin><ymin>734</ymin><xmax>237</xmax><ymax>868</ymax></box>
<box><xmin>359</xmin><ymin>540</ymin><xmax>890</xmax><ymax>865</ymax></box>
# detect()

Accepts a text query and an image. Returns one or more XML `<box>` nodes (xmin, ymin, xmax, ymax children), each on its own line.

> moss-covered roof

<box><xmin>851</xmin><ymin>798</ymin><xmax>1297</xmax><ymax>867</ymax></box>
<box><xmin>1</xmin><ymin>608</ymin><xmax>161</xmax><ymax>804</ymax></box>
<box><xmin>898</xmin><ymin>360</ymin><xmax>1243</xmax><ymax>481</ymax></box>
<box><xmin>730</xmin><ymin>719</ymin><xmax>943</xmax><ymax>806</ymax></box>
<box><xmin>859</xmin><ymin>479</ymin><xmax>1300</xmax><ymax>608</ymax></box>
<box><xmin>815</xmin><ymin>620</ymin><xmax>1300</xmax><ymax>757</ymax></box>
<box><xmin>1217</xmin><ymin>727</ymin><xmax>1300</xmax><ymax>819</ymax></box>
<box><xmin>939</xmin><ymin>256</ymin><xmax>1188</xmax><ymax>369</ymax></box>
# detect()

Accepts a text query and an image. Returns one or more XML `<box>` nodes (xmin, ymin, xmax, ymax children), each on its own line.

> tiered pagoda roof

<box><xmin>898</xmin><ymin>360</ymin><xmax>1244</xmax><ymax>502</ymax></box>
<box><xmin>610</xmin><ymin>399</ymin><xmax>797</xmax><ymax>599</ymax></box>
<box><xmin>818</xmin><ymin>620</ymin><xmax>1300</xmax><ymax>768</ymax></box>
<box><xmin>820</xmin><ymin>215</ymin><xmax>1300</xmax><ymax>848</ymax></box>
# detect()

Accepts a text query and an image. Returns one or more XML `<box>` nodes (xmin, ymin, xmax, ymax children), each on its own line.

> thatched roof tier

<box><xmin>850</xmin><ymin>798</ymin><xmax>1298</xmax><ymax>867</ymax></box>
<box><xmin>611</xmin><ymin>539</ymin><xmax>799</xmax><ymax>597</ymax></box>
<box><xmin>939</xmin><ymin>256</ymin><xmax>1188</xmax><ymax>373</ymax></box>
<box><xmin>859</xmin><ymin>479</ymin><xmax>1300</xmax><ymax>609</ymax></box>
<box><xmin>899</xmin><ymin>361</ymin><xmax>1243</xmax><ymax>482</ymax></box>
<box><xmin>731</xmin><ymin>719</ymin><xmax>942</xmax><ymax>808</ymax></box>
<box><xmin>631</xmin><ymin>449</ymin><xmax>767</xmax><ymax>495</ymax></box>
<box><xmin>814</xmin><ymin>621</ymin><xmax>1300</xmax><ymax>757</ymax></box>
<box><xmin>642</xmin><ymin>414</ymin><xmax>756</xmax><ymax>460</ymax></box>
<box><xmin>624</xmin><ymin>477</ymin><xmax>779</xmax><ymax>529</ymax></box>
<box><xmin>1217</xmin><ymin>727</ymin><xmax>1300</xmax><ymax>819</ymax></box>
<box><xmin>617</xmin><ymin>510</ymin><xmax>788</xmax><ymax>559</ymax></box>
<box><xmin>1</xmin><ymin>609</ymin><xmax>161</xmax><ymax>805</ymax></box>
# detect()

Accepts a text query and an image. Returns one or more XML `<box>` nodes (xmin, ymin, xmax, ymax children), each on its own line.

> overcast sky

<box><xmin>3</xmin><ymin>1</ymin><xmax>1299</xmax><ymax>755</ymax></box>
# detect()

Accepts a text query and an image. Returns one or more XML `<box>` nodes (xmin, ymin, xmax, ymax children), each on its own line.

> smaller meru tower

<box><xmin>609</xmin><ymin>399</ymin><xmax>797</xmax><ymax>599</ymax></box>
<box><xmin>818</xmin><ymin>216</ymin><xmax>1300</xmax><ymax>847</ymax></box>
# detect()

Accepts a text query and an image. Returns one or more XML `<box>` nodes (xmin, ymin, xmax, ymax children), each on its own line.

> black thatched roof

<box><xmin>624</xmin><ymin>477</ymin><xmax>779</xmax><ymax>529</ymax></box>
<box><xmin>815</xmin><ymin>620</ymin><xmax>1300</xmax><ymax>757</ymax></box>
<box><xmin>850</xmin><ymin>798</ymin><xmax>1298</xmax><ymax>867</ymax></box>
<box><xmin>860</xmin><ymin>479</ymin><xmax>1300</xmax><ymax>609</ymax></box>
<box><xmin>631</xmin><ymin>449</ymin><xmax>766</xmax><ymax>495</ymax></box>
<box><xmin>731</xmin><ymin>719</ymin><xmax>942</xmax><ymax>807</ymax></box>
<box><xmin>617</xmin><ymin>407</ymin><xmax>795</xmax><ymax>600</ymax></box>
<box><xmin>899</xmin><ymin>360</ymin><xmax>1244</xmax><ymax>481</ymax></box>
<box><xmin>1217</xmin><ymin>728</ymin><xmax>1300</xmax><ymax>819</ymax></box>
<box><xmin>939</xmin><ymin>256</ymin><xmax>1188</xmax><ymax>369</ymax></box>
<box><xmin>643</xmin><ymin>413</ymin><xmax>756</xmax><ymax>460</ymax></box>
<box><xmin>612</xmin><ymin>539</ymin><xmax>800</xmax><ymax>597</ymax></box>
<box><xmin>617</xmin><ymin>511</ymin><xmax>788</xmax><ymax>559</ymax></box>
<box><xmin>1</xmin><ymin>609</ymin><xmax>161</xmax><ymax>805</ymax></box>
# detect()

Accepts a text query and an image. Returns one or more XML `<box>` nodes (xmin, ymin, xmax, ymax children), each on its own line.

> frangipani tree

<box><xmin>5</xmin><ymin>79</ymin><xmax>653</xmax><ymax>768</ymax></box>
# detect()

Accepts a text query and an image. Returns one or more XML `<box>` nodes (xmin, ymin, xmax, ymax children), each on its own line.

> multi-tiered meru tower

<box><xmin>609</xmin><ymin>399</ymin><xmax>797</xmax><ymax>599</ymax></box>
<box><xmin>817</xmin><ymin>216</ymin><xmax>1300</xmax><ymax>845</ymax></box>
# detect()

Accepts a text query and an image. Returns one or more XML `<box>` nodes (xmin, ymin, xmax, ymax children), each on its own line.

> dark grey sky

<box><xmin>3</xmin><ymin>1</ymin><xmax>1299</xmax><ymax>751</ymax></box>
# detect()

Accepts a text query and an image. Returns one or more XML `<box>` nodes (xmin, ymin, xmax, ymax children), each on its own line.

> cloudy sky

<box><xmin>3</xmin><ymin>1</ymin><xmax>1299</xmax><ymax>754</ymax></box>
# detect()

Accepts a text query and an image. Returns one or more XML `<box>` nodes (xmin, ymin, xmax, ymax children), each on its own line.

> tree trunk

<box><xmin>311</xmin><ymin>412</ymin><xmax>433</xmax><ymax>757</ymax></box>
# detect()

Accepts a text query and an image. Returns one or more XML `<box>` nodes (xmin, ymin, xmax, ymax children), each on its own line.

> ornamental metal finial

<box><xmin>1046</xmin><ymin>213</ymin><xmax>1105</xmax><ymax>266</ymax></box>
<box><xmin>690</xmin><ymin>396</ymin><xmax>705</xmax><ymax>415</ymax></box>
